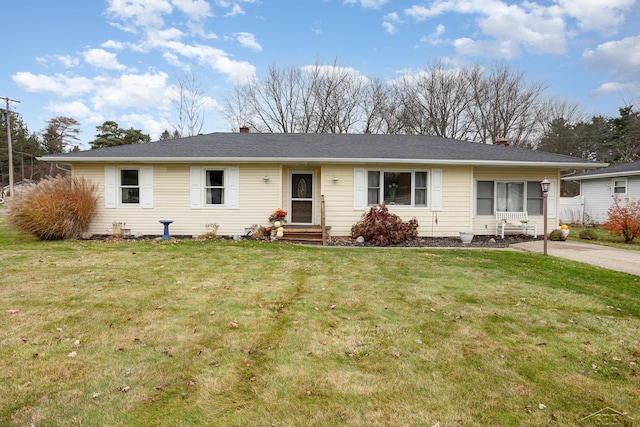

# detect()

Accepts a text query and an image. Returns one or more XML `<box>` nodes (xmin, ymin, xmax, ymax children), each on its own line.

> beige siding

<box><xmin>472</xmin><ymin>167</ymin><xmax>560</xmax><ymax>235</ymax></box>
<box><xmin>73</xmin><ymin>162</ymin><xmax>562</xmax><ymax>238</ymax></box>
<box><xmin>74</xmin><ymin>163</ymin><xmax>282</xmax><ymax>236</ymax></box>
<box><xmin>319</xmin><ymin>164</ymin><xmax>473</xmax><ymax>237</ymax></box>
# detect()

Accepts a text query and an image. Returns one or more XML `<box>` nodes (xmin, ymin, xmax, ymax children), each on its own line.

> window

<box><xmin>613</xmin><ymin>179</ymin><xmax>627</xmax><ymax>194</ymax></box>
<box><xmin>476</xmin><ymin>181</ymin><xmax>494</xmax><ymax>215</ymax></box>
<box><xmin>526</xmin><ymin>182</ymin><xmax>543</xmax><ymax>215</ymax></box>
<box><xmin>367</xmin><ymin>171</ymin><xmax>428</xmax><ymax>207</ymax></box>
<box><xmin>205</xmin><ymin>170</ymin><xmax>225</xmax><ymax>205</ymax></box>
<box><xmin>497</xmin><ymin>182</ymin><xmax>524</xmax><ymax>211</ymax></box>
<box><xmin>120</xmin><ymin>169</ymin><xmax>140</xmax><ymax>204</ymax></box>
<box><xmin>367</xmin><ymin>171</ymin><xmax>380</xmax><ymax>205</ymax></box>
<box><xmin>476</xmin><ymin>180</ymin><xmax>546</xmax><ymax>215</ymax></box>
<box><xmin>415</xmin><ymin>172</ymin><xmax>428</xmax><ymax>206</ymax></box>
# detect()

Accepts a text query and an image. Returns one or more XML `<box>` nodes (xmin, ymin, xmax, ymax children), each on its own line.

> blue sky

<box><xmin>3</xmin><ymin>0</ymin><xmax>639</xmax><ymax>148</ymax></box>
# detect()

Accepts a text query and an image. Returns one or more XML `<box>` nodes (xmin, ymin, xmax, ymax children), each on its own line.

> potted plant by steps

<box><xmin>459</xmin><ymin>231</ymin><xmax>474</xmax><ymax>244</ymax></box>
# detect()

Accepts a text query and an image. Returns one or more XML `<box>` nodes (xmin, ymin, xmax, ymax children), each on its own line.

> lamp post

<box><xmin>540</xmin><ymin>178</ymin><xmax>550</xmax><ymax>255</ymax></box>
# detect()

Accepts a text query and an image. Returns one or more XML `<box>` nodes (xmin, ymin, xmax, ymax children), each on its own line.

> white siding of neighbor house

<box><xmin>472</xmin><ymin>167</ymin><xmax>560</xmax><ymax>236</ymax></box>
<box><xmin>72</xmin><ymin>163</ymin><xmax>563</xmax><ymax>238</ymax></box>
<box><xmin>581</xmin><ymin>176</ymin><xmax>640</xmax><ymax>224</ymax></box>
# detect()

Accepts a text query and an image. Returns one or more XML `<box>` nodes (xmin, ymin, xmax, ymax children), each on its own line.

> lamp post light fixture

<box><xmin>540</xmin><ymin>178</ymin><xmax>550</xmax><ymax>255</ymax></box>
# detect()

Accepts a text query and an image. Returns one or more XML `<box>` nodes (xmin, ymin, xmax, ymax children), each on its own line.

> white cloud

<box><xmin>56</xmin><ymin>55</ymin><xmax>81</xmax><ymax>68</ymax></box>
<box><xmin>383</xmin><ymin>12</ymin><xmax>402</xmax><ymax>34</ymax></box>
<box><xmin>583</xmin><ymin>35</ymin><xmax>640</xmax><ymax>70</ymax></box>
<box><xmin>344</xmin><ymin>0</ymin><xmax>388</xmax><ymax>9</ymax></box>
<box><xmin>12</xmin><ymin>72</ymin><xmax>95</xmax><ymax>96</ymax></box>
<box><xmin>90</xmin><ymin>72</ymin><xmax>172</xmax><ymax>112</ymax></box>
<box><xmin>83</xmin><ymin>49</ymin><xmax>127</xmax><ymax>70</ymax></box>
<box><xmin>45</xmin><ymin>101</ymin><xmax>103</xmax><ymax>124</ymax></box>
<box><xmin>140</xmin><ymin>27</ymin><xmax>185</xmax><ymax>50</ymax></box>
<box><xmin>420</xmin><ymin>24</ymin><xmax>446</xmax><ymax>45</ymax></box>
<box><xmin>101</xmin><ymin>40</ymin><xmax>125</xmax><ymax>50</ymax></box>
<box><xmin>404</xmin><ymin>0</ymin><xmax>567</xmax><ymax>56</ymax></box>
<box><xmin>225</xmin><ymin>4</ymin><xmax>245</xmax><ymax>17</ymax></box>
<box><xmin>106</xmin><ymin>0</ymin><xmax>173</xmax><ymax>30</ymax></box>
<box><xmin>172</xmin><ymin>0</ymin><xmax>212</xmax><ymax>20</ymax></box>
<box><xmin>477</xmin><ymin>2</ymin><xmax>566</xmax><ymax>55</ymax></box>
<box><xmin>160</xmin><ymin>41</ymin><xmax>256</xmax><ymax>82</ymax></box>
<box><xmin>583</xmin><ymin>36</ymin><xmax>640</xmax><ymax>97</ymax></box>
<box><xmin>590</xmin><ymin>81</ymin><xmax>636</xmax><ymax>97</ymax></box>
<box><xmin>235</xmin><ymin>32</ymin><xmax>262</xmax><ymax>51</ymax></box>
<box><xmin>163</xmin><ymin>52</ymin><xmax>185</xmax><ymax>68</ymax></box>
<box><xmin>383</xmin><ymin>21</ymin><xmax>397</xmax><ymax>35</ymax></box>
<box><xmin>119</xmin><ymin>112</ymin><xmax>173</xmax><ymax>139</ymax></box>
<box><xmin>454</xmin><ymin>38</ymin><xmax>521</xmax><ymax>59</ymax></box>
<box><xmin>300</xmin><ymin>64</ymin><xmax>371</xmax><ymax>86</ymax></box>
<box><xmin>558</xmin><ymin>0</ymin><xmax>634</xmax><ymax>32</ymax></box>
<box><xmin>400</xmin><ymin>0</ymin><xmax>635</xmax><ymax>59</ymax></box>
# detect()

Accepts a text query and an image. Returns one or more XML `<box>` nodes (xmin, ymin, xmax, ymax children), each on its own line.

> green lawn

<box><xmin>567</xmin><ymin>224</ymin><xmax>640</xmax><ymax>251</ymax></box>
<box><xmin>1</xmin><ymin>219</ymin><xmax>639</xmax><ymax>426</ymax></box>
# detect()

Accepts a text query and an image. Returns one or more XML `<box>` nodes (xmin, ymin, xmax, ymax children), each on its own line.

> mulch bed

<box><xmin>86</xmin><ymin>233</ymin><xmax>538</xmax><ymax>248</ymax></box>
<box><xmin>328</xmin><ymin>234</ymin><xmax>538</xmax><ymax>248</ymax></box>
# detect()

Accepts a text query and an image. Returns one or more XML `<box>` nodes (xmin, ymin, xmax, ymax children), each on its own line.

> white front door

<box><xmin>289</xmin><ymin>171</ymin><xmax>314</xmax><ymax>224</ymax></box>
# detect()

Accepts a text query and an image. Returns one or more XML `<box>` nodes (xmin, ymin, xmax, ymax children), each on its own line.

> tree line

<box><xmin>224</xmin><ymin>61</ymin><xmax>639</xmax><ymax>165</ymax></box>
<box><xmin>1</xmin><ymin>62</ymin><xmax>639</xmax><ymax>189</ymax></box>
<box><xmin>0</xmin><ymin>116</ymin><xmax>153</xmax><ymax>186</ymax></box>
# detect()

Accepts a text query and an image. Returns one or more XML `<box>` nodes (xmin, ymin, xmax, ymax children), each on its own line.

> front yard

<box><xmin>0</xmin><ymin>219</ymin><xmax>638</xmax><ymax>426</ymax></box>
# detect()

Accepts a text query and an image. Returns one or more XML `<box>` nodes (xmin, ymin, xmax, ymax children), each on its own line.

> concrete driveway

<box><xmin>510</xmin><ymin>240</ymin><xmax>640</xmax><ymax>276</ymax></box>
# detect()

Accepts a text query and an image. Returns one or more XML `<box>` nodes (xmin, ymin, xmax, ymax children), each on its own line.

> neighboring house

<box><xmin>39</xmin><ymin>132</ymin><xmax>603</xmax><ymax>238</ymax></box>
<box><xmin>563</xmin><ymin>160</ymin><xmax>640</xmax><ymax>224</ymax></box>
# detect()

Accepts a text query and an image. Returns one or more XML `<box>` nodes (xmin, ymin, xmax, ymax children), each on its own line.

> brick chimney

<box><xmin>493</xmin><ymin>138</ymin><xmax>509</xmax><ymax>147</ymax></box>
<box><xmin>239</xmin><ymin>126</ymin><xmax>250</xmax><ymax>133</ymax></box>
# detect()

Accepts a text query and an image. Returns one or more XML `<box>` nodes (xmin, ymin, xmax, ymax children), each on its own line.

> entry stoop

<box><xmin>280</xmin><ymin>225</ymin><xmax>331</xmax><ymax>245</ymax></box>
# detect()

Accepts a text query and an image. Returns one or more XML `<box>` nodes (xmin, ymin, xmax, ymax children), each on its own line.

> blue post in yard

<box><xmin>159</xmin><ymin>220</ymin><xmax>173</xmax><ymax>240</ymax></box>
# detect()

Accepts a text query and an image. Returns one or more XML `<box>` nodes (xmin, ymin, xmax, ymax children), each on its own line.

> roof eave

<box><xmin>563</xmin><ymin>169</ymin><xmax>640</xmax><ymax>181</ymax></box>
<box><xmin>38</xmin><ymin>156</ymin><xmax>604</xmax><ymax>169</ymax></box>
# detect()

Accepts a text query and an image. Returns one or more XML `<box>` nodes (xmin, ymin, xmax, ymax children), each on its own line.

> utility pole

<box><xmin>1</xmin><ymin>96</ymin><xmax>20</xmax><ymax>198</ymax></box>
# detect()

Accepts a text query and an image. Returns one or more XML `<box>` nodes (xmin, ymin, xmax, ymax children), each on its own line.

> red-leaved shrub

<box><xmin>351</xmin><ymin>204</ymin><xmax>419</xmax><ymax>246</ymax></box>
<box><xmin>603</xmin><ymin>195</ymin><xmax>640</xmax><ymax>243</ymax></box>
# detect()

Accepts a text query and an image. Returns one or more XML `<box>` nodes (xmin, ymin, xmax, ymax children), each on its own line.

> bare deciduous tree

<box><xmin>223</xmin><ymin>61</ymin><xmax>553</xmax><ymax>148</ymax></box>
<box><xmin>467</xmin><ymin>64</ymin><xmax>547</xmax><ymax>147</ymax></box>
<box><xmin>171</xmin><ymin>72</ymin><xmax>207</xmax><ymax>137</ymax></box>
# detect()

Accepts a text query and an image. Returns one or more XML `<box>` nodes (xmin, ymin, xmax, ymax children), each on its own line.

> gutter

<box><xmin>563</xmin><ymin>170</ymin><xmax>640</xmax><ymax>181</ymax></box>
<box><xmin>37</xmin><ymin>156</ymin><xmax>606</xmax><ymax>170</ymax></box>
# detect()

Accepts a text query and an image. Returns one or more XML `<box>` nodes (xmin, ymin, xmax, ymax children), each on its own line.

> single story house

<box><xmin>40</xmin><ymin>132</ymin><xmax>603</xmax><ymax>239</ymax></box>
<box><xmin>563</xmin><ymin>160</ymin><xmax>640</xmax><ymax>223</ymax></box>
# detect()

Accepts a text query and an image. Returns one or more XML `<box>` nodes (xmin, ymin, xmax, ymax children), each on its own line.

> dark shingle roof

<box><xmin>566</xmin><ymin>160</ymin><xmax>640</xmax><ymax>180</ymax></box>
<box><xmin>40</xmin><ymin>133</ymin><xmax>603</xmax><ymax>168</ymax></box>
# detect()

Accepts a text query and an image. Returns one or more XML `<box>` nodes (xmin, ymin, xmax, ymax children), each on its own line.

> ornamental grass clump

<box><xmin>7</xmin><ymin>175</ymin><xmax>98</xmax><ymax>240</ymax></box>
<box><xmin>351</xmin><ymin>203</ymin><xmax>418</xmax><ymax>246</ymax></box>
